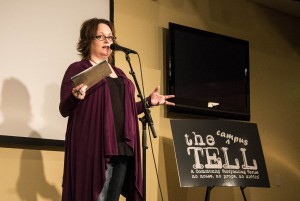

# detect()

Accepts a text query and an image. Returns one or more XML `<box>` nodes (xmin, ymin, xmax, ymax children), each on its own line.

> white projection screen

<box><xmin>0</xmin><ymin>0</ymin><xmax>113</xmax><ymax>148</ymax></box>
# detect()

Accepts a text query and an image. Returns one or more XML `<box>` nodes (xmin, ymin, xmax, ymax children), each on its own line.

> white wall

<box><xmin>0</xmin><ymin>0</ymin><xmax>110</xmax><ymax>140</ymax></box>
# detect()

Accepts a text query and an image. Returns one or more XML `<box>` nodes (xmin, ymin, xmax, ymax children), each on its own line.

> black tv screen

<box><xmin>166</xmin><ymin>23</ymin><xmax>250</xmax><ymax>121</ymax></box>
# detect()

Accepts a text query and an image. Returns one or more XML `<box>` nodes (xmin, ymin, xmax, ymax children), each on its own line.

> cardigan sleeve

<box><xmin>135</xmin><ymin>96</ymin><xmax>152</xmax><ymax>115</ymax></box>
<box><xmin>59</xmin><ymin>62</ymin><xmax>86</xmax><ymax>117</ymax></box>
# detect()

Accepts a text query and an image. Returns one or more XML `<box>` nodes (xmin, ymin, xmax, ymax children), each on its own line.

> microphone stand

<box><xmin>124</xmin><ymin>53</ymin><xmax>157</xmax><ymax>201</ymax></box>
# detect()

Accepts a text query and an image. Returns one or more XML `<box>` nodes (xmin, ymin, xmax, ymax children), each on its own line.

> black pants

<box><xmin>98</xmin><ymin>156</ymin><xmax>130</xmax><ymax>201</ymax></box>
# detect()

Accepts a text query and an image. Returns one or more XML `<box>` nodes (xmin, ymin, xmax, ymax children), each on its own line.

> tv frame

<box><xmin>166</xmin><ymin>22</ymin><xmax>250</xmax><ymax>121</ymax></box>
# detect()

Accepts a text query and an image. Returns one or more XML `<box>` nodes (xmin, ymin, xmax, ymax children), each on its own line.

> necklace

<box><xmin>89</xmin><ymin>59</ymin><xmax>98</xmax><ymax>65</ymax></box>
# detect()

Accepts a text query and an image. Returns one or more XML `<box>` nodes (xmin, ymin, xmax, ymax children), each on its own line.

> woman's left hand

<box><xmin>150</xmin><ymin>86</ymin><xmax>175</xmax><ymax>106</ymax></box>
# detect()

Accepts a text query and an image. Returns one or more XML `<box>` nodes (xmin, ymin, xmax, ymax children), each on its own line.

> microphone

<box><xmin>110</xmin><ymin>43</ymin><xmax>137</xmax><ymax>54</ymax></box>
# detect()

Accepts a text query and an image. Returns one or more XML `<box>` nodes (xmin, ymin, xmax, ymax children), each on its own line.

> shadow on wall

<box><xmin>0</xmin><ymin>78</ymin><xmax>61</xmax><ymax>200</ymax></box>
<box><xmin>39</xmin><ymin>83</ymin><xmax>66</xmax><ymax>141</ymax></box>
<box><xmin>0</xmin><ymin>78</ymin><xmax>33</xmax><ymax>136</ymax></box>
<box><xmin>17</xmin><ymin>132</ymin><xmax>61</xmax><ymax>201</ymax></box>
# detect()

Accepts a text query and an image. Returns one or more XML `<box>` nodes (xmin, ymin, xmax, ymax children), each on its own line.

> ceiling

<box><xmin>249</xmin><ymin>0</ymin><xmax>300</xmax><ymax>18</ymax></box>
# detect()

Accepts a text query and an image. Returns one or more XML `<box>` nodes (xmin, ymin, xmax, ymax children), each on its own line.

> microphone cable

<box><xmin>136</xmin><ymin>53</ymin><xmax>165</xmax><ymax>201</ymax></box>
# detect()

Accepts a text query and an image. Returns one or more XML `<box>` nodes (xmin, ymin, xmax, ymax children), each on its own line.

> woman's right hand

<box><xmin>72</xmin><ymin>84</ymin><xmax>87</xmax><ymax>100</ymax></box>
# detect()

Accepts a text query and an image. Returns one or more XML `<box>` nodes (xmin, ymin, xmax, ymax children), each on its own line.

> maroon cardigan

<box><xmin>59</xmin><ymin>59</ymin><xmax>143</xmax><ymax>201</ymax></box>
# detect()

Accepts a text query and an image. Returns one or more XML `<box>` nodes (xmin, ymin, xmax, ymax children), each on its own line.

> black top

<box><xmin>107</xmin><ymin>77</ymin><xmax>133</xmax><ymax>156</ymax></box>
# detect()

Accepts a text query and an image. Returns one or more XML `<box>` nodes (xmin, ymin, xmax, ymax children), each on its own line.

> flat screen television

<box><xmin>166</xmin><ymin>22</ymin><xmax>250</xmax><ymax>121</ymax></box>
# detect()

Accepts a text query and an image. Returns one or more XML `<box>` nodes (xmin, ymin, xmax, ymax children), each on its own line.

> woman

<box><xmin>59</xmin><ymin>18</ymin><xmax>175</xmax><ymax>201</ymax></box>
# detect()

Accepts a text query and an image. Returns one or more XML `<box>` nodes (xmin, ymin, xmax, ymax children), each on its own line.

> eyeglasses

<box><xmin>94</xmin><ymin>35</ymin><xmax>116</xmax><ymax>42</ymax></box>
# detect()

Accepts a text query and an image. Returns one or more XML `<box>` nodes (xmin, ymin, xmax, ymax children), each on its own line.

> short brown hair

<box><xmin>77</xmin><ymin>18</ymin><xmax>115</xmax><ymax>60</ymax></box>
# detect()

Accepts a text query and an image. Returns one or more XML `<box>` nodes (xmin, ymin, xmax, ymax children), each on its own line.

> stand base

<box><xmin>205</xmin><ymin>186</ymin><xmax>214</xmax><ymax>201</ymax></box>
<box><xmin>204</xmin><ymin>186</ymin><xmax>247</xmax><ymax>201</ymax></box>
<box><xmin>240</xmin><ymin>186</ymin><xmax>247</xmax><ymax>201</ymax></box>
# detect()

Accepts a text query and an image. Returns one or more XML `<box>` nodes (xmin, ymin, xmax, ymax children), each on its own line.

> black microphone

<box><xmin>110</xmin><ymin>43</ymin><xmax>137</xmax><ymax>54</ymax></box>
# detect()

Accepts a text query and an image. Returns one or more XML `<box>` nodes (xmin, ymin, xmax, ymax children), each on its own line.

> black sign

<box><xmin>170</xmin><ymin>119</ymin><xmax>270</xmax><ymax>188</ymax></box>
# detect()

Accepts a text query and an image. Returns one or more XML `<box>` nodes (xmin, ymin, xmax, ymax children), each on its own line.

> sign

<box><xmin>170</xmin><ymin>119</ymin><xmax>270</xmax><ymax>188</ymax></box>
